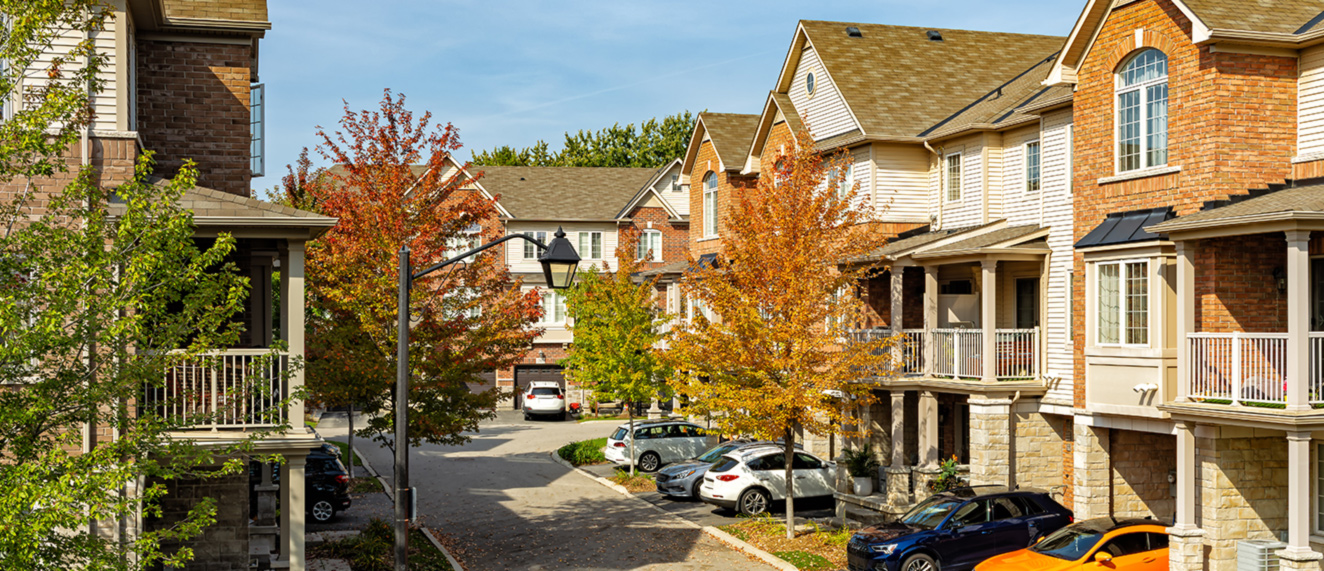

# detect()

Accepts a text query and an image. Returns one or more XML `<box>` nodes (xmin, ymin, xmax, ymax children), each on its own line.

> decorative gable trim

<box><xmin>1047</xmin><ymin>0</ymin><xmax>1209</xmax><ymax>86</ymax></box>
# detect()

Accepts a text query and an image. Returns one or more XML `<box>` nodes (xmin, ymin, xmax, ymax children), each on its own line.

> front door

<box><xmin>1016</xmin><ymin>278</ymin><xmax>1039</xmax><ymax>329</ymax></box>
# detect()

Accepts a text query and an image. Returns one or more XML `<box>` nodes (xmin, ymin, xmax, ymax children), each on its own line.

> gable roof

<box><xmin>922</xmin><ymin>56</ymin><xmax>1071</xmax><ymax>140</ymax></box>
<box><xmin>784</xmin><ymin>21</ymin><xmax>1064</xmax><ymax>141</ymax></box>
<box><xmin>473</xmin><ymin>166</ymin><xmax>657</xmax><ymax>221</ymax></box>
<box><xmin>615</xmin><ymin>159</ymin><xmax>685</xmax><ymax>220</ymax></box>
<box><xmin>681</xmin><ymin>113</ymin><xmax>762</xmax><ymax>176</ymax></box>
<box><xmin>745</xmin><ymin>91</ymin><xmax>809</xmax><ymax>174</ymax></box>
<box><xmin>1183</xmin><ymin>0</ymin><xmax>1324</xmax><ymax>35</ymax></box>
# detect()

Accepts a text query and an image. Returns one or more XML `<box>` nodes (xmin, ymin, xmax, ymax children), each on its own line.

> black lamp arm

<box><xmin>411</xmin><ymin>233</ymin><xmax>548</xmax><ymax>281</ymax></box>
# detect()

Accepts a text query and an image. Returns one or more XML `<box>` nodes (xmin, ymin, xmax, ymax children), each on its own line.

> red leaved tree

<box><xmin>307</xmin><ymin>90</ymin><xmax>543</xmax><ymax>456</ymax></box>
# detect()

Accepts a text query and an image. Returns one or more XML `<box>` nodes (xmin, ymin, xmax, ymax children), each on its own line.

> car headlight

<box><xmin>869</xmin><ymin>544</ymin><xmax>897</xmax><ymax>555</ymax></box>
<box><xmin>677</xmin><ymin>469</ymin><xmax>696</xmax><ymax>479</ymax></box>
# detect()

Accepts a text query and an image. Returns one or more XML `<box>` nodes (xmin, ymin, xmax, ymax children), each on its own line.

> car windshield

<box><xmin>531</xmin><ymin>387</ymin><xmax>560</xmax><ymax>396</ymax></box>
<box><xmin>611</xmin><ymin>428</ymin><xmax>627</xmax><ymax>440</ymax></box>
<box><xmin>696</xmin><ymin>444</ymin><xmax>739</xmax><ymax>463</ymax></box>
<box><xmin>898</xmin><ymin>496</ymin><xmax>964</xmax><ymax>530</ymax></box>
<box><xmin>1031</xmin><ymin>526</ymin><xmax>1107</xmax><ymax>560</ymax></box>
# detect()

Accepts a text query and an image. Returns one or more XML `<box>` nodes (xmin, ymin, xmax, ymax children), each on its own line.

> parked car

<box><xmin>845</xmin><ymin>488</ymin><xmax>1073</xmax><ymax>571</ymax></box>
<box><xmin>522</xmin><ymin>381</ymin><xmax>567</xmax><ymax>421</ymax></box>
<box><xmin>698</xmin><ymin>444</ymin><xmax>836</xmax><ymax>515</ymax></box>
<box><xmin>603</xmin><ymin>419</ymin><xmax>708</xmax><ymax>472</ymax></box>
<box><xmin>656</xmin><ymin>439</ymin><xmax>802</xmax><ymax>499</ymax></box>
<box><xmin>974</xmin><ymin>518</ymin><xmax>1169</xmax><ymax>571</ymax></box>
<box><xmin>249</xmin><ymin>448</ymin><xmax>353</xmax><ymax>523</ymax></box>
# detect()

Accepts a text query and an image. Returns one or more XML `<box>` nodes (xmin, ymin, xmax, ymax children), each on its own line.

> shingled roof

<box><xmin>1148</xmin><ymin>184</ymin><xmax>1324</xmax><ymax>233</ymax></box>
<box><xmin>797</xmin><ymin>21</ymin><xmax>1064</xmax><ymax>140</ymax></box>
<box><xmin>1183</xmin><ymin>0</ymin><xmax>1324</xmax><ymax>35</ymax></box>
<box><xmin>474</xmin><ymin>166</ymin><xmax>657</xmax><ymax>220</ymax></box>
<box><xmin>109</xmin><ymin>178</ymin><xmax>336</xmax><ymax>233</ymax></box>
<box><xmin>700</xmin><ymin>113</ymin><xmax>760</xmax><ymax>171</ymax></box>
<box><xmin>162</xmin><ymin>0</ymin><xmax>268</xmax><ymax>23</ymax></box>
<box><xmin>923</xmin><ymin>57</ymin><xmax>1072</xmax><ymax>140</ymax></box>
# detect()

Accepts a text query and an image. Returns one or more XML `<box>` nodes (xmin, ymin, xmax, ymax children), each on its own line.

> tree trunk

<box><xmin>628</xmin><ymin>411</ymin><xmax>636</xmax><ymax>477</ymax></box>
<box><xmin>347</xmin><ymin>405</ymin><xmax>355</xmax><ymax>479</ymax></box>
<box><xmin>785</xmin><ymin>427</ymin><xmax>796</xmax><ymax>540</ymax></box>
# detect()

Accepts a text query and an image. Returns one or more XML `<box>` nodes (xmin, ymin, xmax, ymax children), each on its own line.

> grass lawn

<box><xmin>608</xmin><ymin>468</ymin><xmax>655</xmax><ymax>492</ymax></box>
<box><xmin>327</xmin><ymin>440</ymin><xmax>365</xmax><ymax>467</ymax></box>
<box><xmin>350</xmin><ymin>477</ymin><xmax>382</xmax><ymax>494</ymax></box>
<box><xmin>719</xmin><ymin>514</ymin><xmax>852</xmax><ymax>571</ymax></box>
<box><xmin>556</xmin><ymin>437</ymin><xmax>608</xmax><ymax>466</ymax></box>
<box><xmin>309</xmin><ymin>519</ymin><xmax>454</xmax><ymax>571</ymax></box>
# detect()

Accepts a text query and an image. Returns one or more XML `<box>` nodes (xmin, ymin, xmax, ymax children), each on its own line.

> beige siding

<box><xmin>933</xmin><ymin>134</ymin><xmax>985</xmax><ymax>229</ymax></box>
<box><xmin>649</xmin><ymin>161</ymin><xmax>688</xmax><ymax>216</ymax></box>
<box><xmin>505</xmin><ymin>221</ymin><xmax>620</xmax><ymax>276</ymax></box>
<box><xmin>1300</xmin><ymin>45</ymin><xmax>1324</xmax><ymax>157</ymax></box>
<box><xmin>1002</xmin><ymin>125</ymin><xmax>1043</xmax><ymax>225</ymax></box>
<box><xmin>872</xmin><ymin>143</ymin><xmax>930</xmax><ymax>223</ymax></box>
<box><xmin>1040</xmin><ymin>109</ymin><xmax>1075</xmax><ymax>403</ymax></box>
<box><xmin>789</xmin><ymin>46</ymin><xmax>858</xmax><ymax>141</ymax></box>
<box><xmin>985</xmin><ymin>133</ymin><xmax>1005</xmax><ymax>223</ymax></box>
<box><xmin>22</xmin><ymin>16</ymin><xmax>120</xmax><ymax>131</ymax></box>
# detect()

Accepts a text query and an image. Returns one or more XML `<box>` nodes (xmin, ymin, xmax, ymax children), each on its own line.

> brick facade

<box><xmin>625</xmin><ymin>205</ymin><xmax>688</xmax><ymax>272</ymax></box>
<box><xmin>689</xmin><ymin>139</ymin><xmax>754</xmax><ymax>257</ymax></box>
<box><xmin>1194</xmin><ymin>234</ymin><xmax>1290</xmax><ymax>333</ymax></box>
<box><xmin>149</xmin><ymin>469</ymin><xmax>251</xmax><ymax>571</ymax></box>
<box><xmin>137</xmin><ymin>40</ymin><xmax>255</xmax><ymax>197</ymax></box>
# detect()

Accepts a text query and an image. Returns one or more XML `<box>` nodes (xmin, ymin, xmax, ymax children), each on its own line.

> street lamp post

<box><xmin>394</xmin><ymin>227</ymin><xmax>579</xmax><ymax>571</ymax></box>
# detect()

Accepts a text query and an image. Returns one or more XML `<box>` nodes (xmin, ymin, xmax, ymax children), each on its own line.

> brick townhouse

<box><xmin>440</xmin><ymin>161</ymin><xmax>689</xmax><ymax>403</ymax></box>
<box><xmin>5</xmin><ymin>1</ymin><xmax>334</xmax><ymax>570</ymax></box>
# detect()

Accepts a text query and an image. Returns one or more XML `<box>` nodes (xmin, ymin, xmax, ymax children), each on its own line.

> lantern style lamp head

<box><xmin>539</xmin><ymin>227</ymin><xmax>580</xmax><ymax>290</ymax></box>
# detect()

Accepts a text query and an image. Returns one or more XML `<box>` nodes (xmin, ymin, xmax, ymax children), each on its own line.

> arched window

<box><xmin>1116</xmin><ymin>49</ymin><xmax>1168</xmax><ymax>172</ymax></box>
<box><xmin>703</xmin><ymin>173</ymin><xmax>718</xmax><ymax>237</ymax></box>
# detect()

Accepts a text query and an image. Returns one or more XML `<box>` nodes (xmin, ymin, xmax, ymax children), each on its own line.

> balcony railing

<box><xmin>851</xmin><ymin>328</ymin><xmax>1038</xmax><ymax>381</ymax></box>
<box><xmin>143</xmin><ymin>349</ymin><xmax>290</xmax><ymax>430</ymax></box>
<box><xmin>1187</xmin><ymin>332</ymin><xmax>1324</xmax><ymax>407</ymax></box>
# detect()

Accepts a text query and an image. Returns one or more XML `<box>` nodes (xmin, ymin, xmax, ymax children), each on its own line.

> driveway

<box><xmin>317</xmin><ymin>411</ymin><xmax>776</xmax><ymax>571</ymax></box>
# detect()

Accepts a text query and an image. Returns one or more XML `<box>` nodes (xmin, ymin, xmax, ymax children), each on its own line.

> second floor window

<box><xmin>540</xmin><ymin>290</ymin><xmax>566</xmax><ymax>324</ymax></box>
<box><xmin>670</xmin><ymin>174</ymin><xmax>681</xmax><ymax>192</ymax></box>
<box><xmin>522</xmin><ymin>231</ymin><xmax>547</xmax><ymax>260</ymax></box>
<box><xmin>577</xmin><ymin>231</ymin><xmax>602</xmax><ymax>259</ymax></box>
<box><xmin>1025</xmin><ymin>141</ymin><xmax>1041</xmax><ymax>193</ymax></box>
<box><xmin>445</xmin><ymin>224</ymin><xmax>481</xmax><ymax>259</ymax></box>
<box><xmin>637</xmin><ymin>229</ymin><xmax>662</xmax><ymax>262</ymax></box>
<box><xmin>1116</xmin><ymin>49</ymin><xmax>1168</xmax><ymax>173</ymax></box>
<box><xmin>703</xmin><ymin>173</ymin><xmax>718</xmax><ymax>237</ymax></box>
<box><xmin>1097</xmin><ymin>259</ymin><xmax>1148</xmax><ymax>345</ymax></box>
<box><xmin>945</xmin><ymin>153</ymin><xmax>962</xmax><ymax>202</ymax></box>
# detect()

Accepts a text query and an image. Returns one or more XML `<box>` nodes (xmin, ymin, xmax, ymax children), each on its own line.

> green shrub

<box><xmin>927</xmin><ymin>455</ymin><xmax>965</xmax><ymax>493</ymax></box>
<box><xmin>557</xmin><ymin>437</ymin><xmax>607</xmax><ymax>466</ymax></box>
<box><xmin>842</xmin><ymin>448</ymin><xmax>880</xmax><ymax>478</ymax></box>
<box><xmin>310</xmin><ymin>518</ymin><xmax>454</xmax><ymax>571</ymax></box>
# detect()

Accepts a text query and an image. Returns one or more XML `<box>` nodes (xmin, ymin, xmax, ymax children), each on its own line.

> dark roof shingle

<box><xmin>1183</xmin><ymin>0</ymin><xmax>1324</xmax><ymax>34</ymax></box>
<box><xmin>700</xmin><ymin>113</ymin><xmax>761</xmax><ymax>170</ymax></box>
<box><xmin>474</xmin><ymin>166</ymin><xmax>657</xmax><ymax>220</ymax></box>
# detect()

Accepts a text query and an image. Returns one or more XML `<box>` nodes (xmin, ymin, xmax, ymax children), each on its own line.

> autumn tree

<box><xmin>561</xmin><ymin>229</ymin><xmax>671</xmax><ymax>475</ymax></box>
<box><xmin>471</xmin><ymin>111</ymin><xmax>694</xmax><ymax>168</ymax></box>
<box><xmin>307</xmin><ymin>90</ymin><xmax>543</xmax><ymax>459</ymax></box>
<box><xmin>664</xmin><ymin>129</ymin><xmax>892</xmax><ymax>537</ymax></box>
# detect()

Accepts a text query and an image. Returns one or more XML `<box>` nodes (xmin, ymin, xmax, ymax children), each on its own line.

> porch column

<box><xmin>1175</xmin><ymin>241</ymin><xmax>1196</xmax><ymax>402</ymax></box>
<box><xmin>283</xmin><ymin>454</ymin><xmax>308</xmax><ymax>571</ymax></box>
<box><xmin>923</xmin><ymin>266</ymin><xmax>938</xmax><ymax>376</ymax></box>
<box><xmin>917</xmin><ymin>390</ymin><xmax>939</xmax><ymax>469</ymax></box>
<box><xmin>1286</xmin><ymin>231</ymin><xmax>1312</xmax><ymax>412</ymax></box>
<box><xmin>981</xmin><ymin>260</ymin><xmax>998</xmax><ymax>383</ymax></box>
<box><xmin>1280</xmin><ymin>432</ymin><xmax>1322</xmax><ymax>568</ymax></box>
<box><xmin>885</xmin><ymin>390</ymin><xmax>911</xmax><ymax>506</ymax></box>
<box><xmin>283</xmin><ymin>241</ymin><xmax>307</xmax><ymax>425</ymax></box>
<box><xmin>891</xmin><ymin>268</ymin><xmax>905</xmax><ymax>371</ymax></box>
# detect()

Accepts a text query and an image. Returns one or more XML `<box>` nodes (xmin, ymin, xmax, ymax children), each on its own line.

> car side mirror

<box><xmin>1093</xmin><ymin>552</ymin><xmax>1113</xmax><ymax>565</ymax></box>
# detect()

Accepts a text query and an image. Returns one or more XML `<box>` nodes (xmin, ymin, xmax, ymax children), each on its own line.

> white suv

<box><xmin>603</xmin><ymin>420</ymin><xmax>708</xmax><ymax>472</ymax></box>
<box><xmin>522</xmin><ymin>381</ymin><xmax>567</xmax><ymax>421</ymax></box>
<box><xmin>699</xmin><ymin>444</ymin><xmax>836</xmax><ymax>515</ymax></box>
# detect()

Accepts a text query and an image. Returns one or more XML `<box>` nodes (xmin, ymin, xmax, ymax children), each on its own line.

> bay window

<box><xmin>1097</xmin><ymin>259</ymin><xmax>1148</xmax><ymax>345</ymax></box>
<box><xmin>1116</xmin><ymin>49</ymin><xmax>1168</xmax><ymax>173</ymax></box>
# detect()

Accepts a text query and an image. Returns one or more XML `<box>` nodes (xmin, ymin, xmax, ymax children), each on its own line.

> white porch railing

<box><xmin>995</xmin><ymin>329</ymin><xmax>1039</xmax><ymax>380</ymax></box>
<box><xmin>851</xmin><ymin>328</ymin><xmax>1039</xmax><ymax>381</ymax></box>
<box><xmin>1187</xmin><ymin>332</ymin><xmax>1289</xmax><ymax>405</ymax></box>
<box><xmin>1314</xmin><ymin>334</ymin><xmax>1324</xmax><ymax>406</ymax></box>
<box><xmin>144</xmin><ymin>349</ymin><xmax>290</xmax><ymax>430</ymax></box>
<box><xmin>849</xmin><ymin>329</ymin><xmax>924</xmax><ymax>376</ymax></box>
<box><xmin>932</xmin><ymin>329</ymin><xmax>983</xmax><ymax>379</ymax></box>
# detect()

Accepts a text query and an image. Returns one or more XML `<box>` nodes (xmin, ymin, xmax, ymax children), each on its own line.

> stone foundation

<box><xmin>1073</xmin><ymin>423</ymin><xmax>1111</xmax><ymax>519</ymax></box>
<box><xmin>1278</xmin><ymin>551</ymin><xmax>1324</xmax><ymax>571</ymax></box>
<box><xmin>148</xmin><ymin>468</ymin><xmax>251</xmax><ymax>571</ymax></box>
<box><xmin>1167</xmin><ymin>527</ymin><xmax>1206</xmax><ymax>571</ymax></box>
<box><xmin>885</xmin><ymin>467</ymin><xmax>911</xmax><ymax>507</ymax></box>
<box><xmin>912</xmin><ymin>467</ymin><xmax>940</xmax><ymax>502</ymax></box>
<box><xmin>1110</xmin><ymin>429</ymin><xmax>1176</xmax><ymax>520</ymax></box>
<box><xmin>968</xmin><ymin>397</ymin><xmax>1011</xmax><ymax>486</ymax></box>
<box><xmin>1199</xmin><ymin>428</ymin><xmax>1290</xmax><ymax>571</ymax></box>
<box><xmin>1013</xmin><ymin>408</ymin><xmax>1069</xmax><ymax>494</ymax></box>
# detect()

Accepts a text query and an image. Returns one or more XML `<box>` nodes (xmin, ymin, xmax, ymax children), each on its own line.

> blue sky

<box><xmin>255</xmin><ymin>1</ymin><xmax>1083</xmax><ymax>189</ymax></box>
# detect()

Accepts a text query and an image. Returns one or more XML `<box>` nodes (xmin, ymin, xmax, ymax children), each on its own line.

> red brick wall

<box><xmin>1071</xmin><ymin>0</ymin><xmax>1299</xmax><ymax>406</ymax></box>
<box><xmin>625</xmin><ymin>205</ymin><xmax>688</xmax><ymax>271</ymax></box>
<box><xmin>1193</xmin><ymin>234</ymin><xmax>1289</xmax><ymax>333</ymax></box>
<box><xmin>497</xmin><ymin>343</ymin><xmax>569</xmax><ymax>385</ymax></box>
<box><xmin>689</xmin><ymin>139</ymin><xmax>755</xmax><ymax>258</ymax></box>
<box><xmin>137</xmin><ymin>40</ymin><xmax>255</xmax><ymax>197</ymax></box>
<box><xmin>0</xmin><ymin>136</ymin><xmax>139</xmax><ymax>220</ymax></box>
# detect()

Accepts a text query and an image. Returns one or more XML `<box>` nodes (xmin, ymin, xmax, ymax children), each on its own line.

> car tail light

<box><xmin>1068</xmin><ymin>515</ymin><xmax>1074</xmax><ymax>523</ymax></box>
<box><xmin>716</xmin><ymin>475</ymin><xmax>739</xmax><ymax>482</ymax></box>
<box><xmin>334</xmin><ymin>474</ymin><xmax>349</xmax><ymax>486</ymax></box>
<box><xmin>613</xmin><ymin>442</ymin><xmax>625</xmax><ymax>448</ymax></box>
<box><xmin>557</xmin><ymin>394</ymin><xmax>564</xmax><ymax>399</ymax></box>
<box><xmin>526</xmin><ymin>395</ymin><xmax>535</xmax><ymax>399</ymax></box>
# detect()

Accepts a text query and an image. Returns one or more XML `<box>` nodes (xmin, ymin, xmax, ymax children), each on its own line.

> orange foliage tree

<box><xmin>307</xmin><ymin>90</ymin><xmax>543</xmax><ymax>455</ymax></box>
<box><xmin>664</xmin><ymin>128</ymin><xmax>893</xmax><ymax>536</ymax></box>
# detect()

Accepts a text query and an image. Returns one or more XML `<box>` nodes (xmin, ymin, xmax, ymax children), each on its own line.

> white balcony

<box><xmin>851</xmin><ymin>328</ymin><xmax>1039</xmax><ymax>382</ymax></box>
<box><xmin>144</xmin><ymin>349</ymin><xmax>291</xmax><ymax>430</ymax></box>
<box><xmin>1185</xmin><ymin>332</ymin><xmax>1324</xmax><ymax>407</ymax></box>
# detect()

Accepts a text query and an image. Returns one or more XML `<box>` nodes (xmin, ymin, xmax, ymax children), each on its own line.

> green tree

<box><xmin>471</xmin><ymin>111</ymin><xmax>694</xmax><ymax>168</ymax></box>
<box><xmin>561</xmin><ymin>229</ymin><xmax>671</xmax><ymax>475</ymax></box>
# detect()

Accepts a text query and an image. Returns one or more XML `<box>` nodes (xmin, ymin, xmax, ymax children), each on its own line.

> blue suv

<box><xmin>846</xmin><ymin>488</ymin><xmax>1073</xmax><ymax>571</ymax></box>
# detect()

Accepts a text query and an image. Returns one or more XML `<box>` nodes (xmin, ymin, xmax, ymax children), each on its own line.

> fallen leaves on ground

<box><xmin>719</xmin><ymin>514</ymin><xmax>851</xmax><ymax>570</ymax></box>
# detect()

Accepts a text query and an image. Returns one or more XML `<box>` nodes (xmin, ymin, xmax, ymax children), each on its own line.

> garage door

<box><xmin>467</xmin><ymin>370</ymin><xmax>496</xmax><ymax>396</ymax></box>
<box><xmin>513</xmin><ymin>366</ymin><xmax>564</xmax><ymax>410</ymax></box>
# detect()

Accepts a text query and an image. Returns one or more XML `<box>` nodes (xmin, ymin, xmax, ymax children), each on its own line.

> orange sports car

<box><xmin>974</xmin><ymin>518</ymin><xmax>1168</xmax><ymax>571</ymax></box>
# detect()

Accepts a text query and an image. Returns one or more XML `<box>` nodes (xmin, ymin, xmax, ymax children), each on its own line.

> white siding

<box><xmin>932</xmin><ymin>135</ymin><xmax>985</xmax><ymax>229</ymax></box>
<box><xmin>1001</xmin><ymin>125</ymin><xmax>1042</xmax><ymax>225</ymax></box>
<box><xmin>504</xmin><ymin>221</ymin><xmax>620</xmax><ymax>276</ymax></box>
<box><xmin>648</xmin><ymin>161</ymin><xmax>689</xmax><ymax>216</ymax></box>
<box><xmin>1039</xmin><ymin>109</ymin><xmax>1075</xmax><ymax>404</ymax></box>
<box><xmin>22</xmin><ymin>17</ymin><xmax>120</xmax><ymax>131</ymax></box>
<box><xmin>871</xmin><ymin>143</ymin><xmax>929</xmax><ymax>223</ymax></box>
<box><xmin>1300</xmin><ymin>45</ymin><xmax>1324</xmax><ymax>157</ymax></box>
<box><xmin>788</xmin><ymin>46</ymin><xmax>858</xmax><ymax>141</ymax></box>
<box><xmin>985</xmin><ymin>133</ymin><xmax>1005</xmax><ymax>223</ymax></box>
<box><xmin>848</xmin><ymin>145</ymin><xmax>872</xmax><ymax>213</ymax></box>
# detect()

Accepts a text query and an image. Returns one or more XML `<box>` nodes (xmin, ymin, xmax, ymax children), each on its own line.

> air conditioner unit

<box><xmin>1237</xmin><ymin>540</ymin><xmax>1285</xmax><ymax>571</ymax></box>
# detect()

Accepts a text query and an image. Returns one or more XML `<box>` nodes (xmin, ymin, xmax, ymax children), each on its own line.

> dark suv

<box><xmin>847</xmin><ymin>487</ymin><xmax>1073</xmax><ymax>571</ymax></box>
<box><xmin>250</xmin><ymin>448</ymin><xmax>352</xmax><ymax>523</ymax></box>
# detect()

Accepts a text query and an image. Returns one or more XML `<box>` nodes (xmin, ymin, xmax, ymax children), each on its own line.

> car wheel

<box><xmin>690</xmin><ymin>479</ymin><xmax>703</xmax><ymax>500</ymax></box>
<box><xmin>310</xmin><ymin>500</ymin><xmax>336</xmax><ymax>523</ymax></box>
<box><xmin>523</xmin><ymin>413</ymin><xmax>530</xmax><ymax>421</ymax></box>
<box><xmin>560</xmin><ymin>411</ymin><xmax>567</xmax><ymax>421</ymax></box>
<box><xmin>638</xmin><ymin>452</ymin><xmax>661</xmax><ymax>472</ymax></box>
<box><xmin>737</xmin><ymin>488</ymin><xmax>771</xmax><ymax>516</ymax></box>
<box><xmin>901</xmin><ymin>554</ymin><xmax>939</xmax><ymax>571</ymax></box>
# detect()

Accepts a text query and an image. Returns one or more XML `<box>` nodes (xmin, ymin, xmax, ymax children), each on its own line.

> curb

<box><xmin>352</xmin><ymin>443</ymin><xmax>393</xmax><ymax>502</ymax></box>
<box><xmin>547</xmin><ymin>450</ymin><xmax>796</xmax><ymax>571</ymax></box>
<box><xmin>420</xmin><ymin>527</ymin><xmax>466</xmax><ymax>571</ymax></box>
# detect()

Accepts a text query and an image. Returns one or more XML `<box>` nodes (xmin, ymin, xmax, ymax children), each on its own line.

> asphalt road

<box><xmin>317</xmin><ymin>411</ymin><xmax>777</xmax><ymax>571</ymax></box>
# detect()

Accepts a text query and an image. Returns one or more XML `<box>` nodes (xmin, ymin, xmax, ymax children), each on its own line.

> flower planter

<box><xmin>853</xmin><ymin>476</ymin><xmax>873</xmax><ymax>496</ymax></box>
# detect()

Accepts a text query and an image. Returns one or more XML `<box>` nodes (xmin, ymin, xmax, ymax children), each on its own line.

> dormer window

<box><xmin>1116</xmin><ymin>49</ymin><xmax>1168</xmax><ymax>173</ymax></box>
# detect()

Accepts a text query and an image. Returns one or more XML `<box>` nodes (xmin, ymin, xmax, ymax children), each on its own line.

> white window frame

<box><xmin>445</xmin><ymin>224</ymin><xmax>481</xmax><ymax>260</ymax></box>
<box><xmin>1094</xmin><ymin>258</ymin><xmax>1150</xmax><ymax>347</ymax></box>
<box><xmin>577</xmin><ymin>231</ymin><xmax>602</xmax><ymax>260</ymax></box>
<box><xmin>522</xmin><ymin>231</ymin><xmax>547</xmax><ymax>260</ymax></box>
<box><xmin>540</xmin><ymin>289</ymin><xmax>567</xmax><ymax>325</ymax></box>
<box><xmin>944</xmin><ymin>153</ymin><xmax>962</xmax><ymax>203</ymax></box>
<box><xmin>670</xmin><ymin>174</ymin><xmax>681</xmax><ymax>192</ymax></box>
<box><xmin>637</xmin><ymin>229</ymin><xmax>663</xmax><ymax>262</ymax></box>
<box><xmin>703</xmin><ymin>173</ymin><xmax>718</xmax><ymax>238</ymax></box>
<box><xmin>1114</xmin><ymin>48</ymin><xmax>1169</xmax><ymax>174</ymax></box>
<box><xmin>250</xmin><ymin>83</ymin><xmax>265</xmax><ymax>177</ymax></box>
<box><xmin>1316</xmin><ymin>443</ymin><xmax>1323</xmax><ymax>534</ymax></box>
<box><xmin>1024</xmin><ymin>140</ymin><xmax>1041</xmax><ymax>193</ymax></box>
